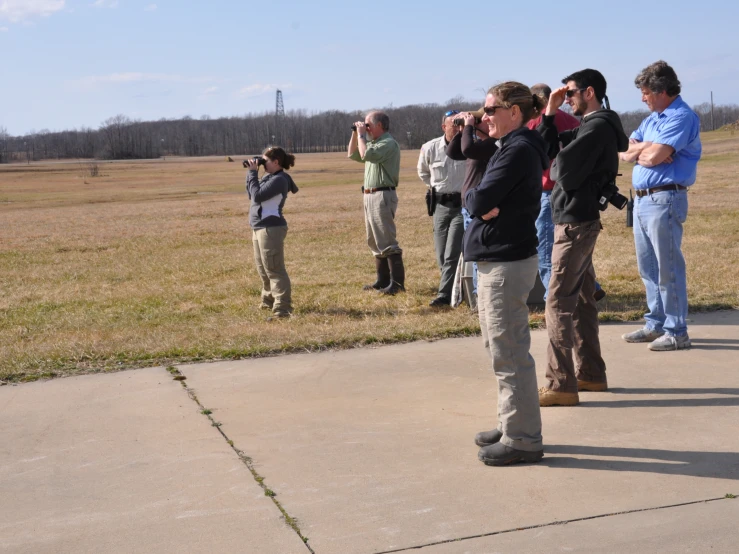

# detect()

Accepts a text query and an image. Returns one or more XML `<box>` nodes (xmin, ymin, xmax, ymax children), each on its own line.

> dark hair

<box><xmin>487</xmin><ymin>81</ymin><xmax>547</xmax><ymax>125</ymax></box>
<box><xmin>263</xmin><ymin>146</ymin><xmax>295</xmax><ymax>169</ymax></box>
<box><xmin>634</xmin><ymin>60</ymin><xmax>681</xmax><ymax>96</ymax></box>
<box><xmin>562</xmin><ymin>69</ymin><xmax>607</xmax><ymax>103</ymax></box>
<box><xmin>367</xmin><ymin>111</ymin><xmax>390</xmax><ymax>132</ymax></box>
<box><xmin>531</xmin><ymin>83</ymin><xmax>552</xmax><ymax>101</ymax></box>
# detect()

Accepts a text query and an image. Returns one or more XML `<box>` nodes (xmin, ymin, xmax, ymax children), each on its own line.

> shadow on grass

<box><xmin>543</xmin><ymin>444</ymin><xmax>739</xmax><ymax>480</ymax></box>
<box><xmin>296</xmin><ymin>306</ymin><xmax>402</xmax><ymax>318</ymax></box>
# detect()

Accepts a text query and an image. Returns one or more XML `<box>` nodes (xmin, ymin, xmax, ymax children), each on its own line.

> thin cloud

<box><xmin>144</xmin><ymin>4</ymin><xmax>157</xmax><ymax>11</ymax></box>
<box><xmin>197</xmin><ymin>86</ymin><xmax>220</xmax><ymax>101</ymax></box>
<box><xmin>238</xmin><ymin>83</ymin><xmax>292</xmax><ymax>98</ymax></box>
<box><xmin>90</xmin><ymin>0</ymin><xmax>119</xmax><ymax>8</ymax></box>
<box><xmin>0</xmin><ymin>0</ymin><xmax>65</xmax><ymax>23</ymax></box>
<box><xmin>0</xmin><ymin>26</ymin><xmax>8</xmax><ymax>32</ymax></box>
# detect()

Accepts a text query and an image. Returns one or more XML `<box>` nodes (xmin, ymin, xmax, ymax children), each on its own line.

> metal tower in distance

<box><xmin>276</xmin><ymin>90</ymin><xmax>285</xmax><ymax>117</ymax></box>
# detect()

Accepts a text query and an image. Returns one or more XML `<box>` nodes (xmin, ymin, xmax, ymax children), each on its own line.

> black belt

<box><xmin>437</xmin><ymin>192</ymin><xmax>462</xmax><ymax>206</ymax></box>
<box><xmin>363</xmin><ymin>187</ymin><xmax>395</xmax><ymax>194</ymax></box>
<box><xmin>635</xmin><ymin>184</ymin><xmax>688</xmax><ymax>197</ymax></box>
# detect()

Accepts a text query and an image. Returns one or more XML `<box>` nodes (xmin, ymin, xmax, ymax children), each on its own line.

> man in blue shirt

<box><xmin>620</xmin><ymin>61</ymin><xmax>702</xmax><ymax>351</ymax></box>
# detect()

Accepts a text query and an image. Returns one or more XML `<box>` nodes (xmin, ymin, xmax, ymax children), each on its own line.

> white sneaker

<box><xmin>649</xmin><ymin>334</ymin><xmax>691</xmax><ymax>351</ymax></box>
<box><xmin>622</xmin><ymin>328</ymin><xmax>665</xmax><ymax>343</ymax></box>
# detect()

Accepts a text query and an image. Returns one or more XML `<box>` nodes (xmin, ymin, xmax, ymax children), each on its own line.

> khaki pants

<box><xmin>364</xmin><ymin>189</ymin><xmax>402</xmax><ymax>257</ymax></box>
<box><xmin>477</xmin><ymin>255</ymin><xmax>542</xmax><ymax>452</ymax></box>
<box><xmin>545</xmin><ymin>221</ymin><xmax>606</xmax><ymax>392</ymax></box>
<box><xmin>252</xmin><ymin>226</ymin><xmax>291</xmax><ymax>314</ymax></box>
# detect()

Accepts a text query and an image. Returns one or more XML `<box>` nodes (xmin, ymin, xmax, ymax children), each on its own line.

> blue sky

<box><xmin>1</xmin><ymin>0</ymin><xmax>737</xmax><ymax>136</ymax></box>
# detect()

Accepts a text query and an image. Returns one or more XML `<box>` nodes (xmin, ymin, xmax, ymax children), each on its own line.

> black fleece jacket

<box><xmin>445</xmin><ymin>125</ymin><xmax>498</xmax><ymax>208</ymax></box>
<box><xmin>538</xmin><ymin>109</ymin><xmax>628</xmax><ymax>223</ymax></box>
<box><xmin>463</xmin><ymin>127</ymin><xmax>549</xmax><ymax>262</ymax></box>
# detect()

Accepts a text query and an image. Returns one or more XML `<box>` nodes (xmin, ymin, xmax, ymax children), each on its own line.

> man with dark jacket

<box><xmin>537</xmin><ymin>69</ymin><xmax>628</xmax><ymax>407</ymax></box>
<box><xmin>528</xmin><ymin>84</ymin><xmax>607</xmax><ymax>303</ymax></box>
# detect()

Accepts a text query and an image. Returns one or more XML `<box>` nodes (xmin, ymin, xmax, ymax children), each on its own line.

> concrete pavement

<box><xmin>1</xmin><ymin>310</ymin><xmax>738</xmax><ymax>553</ymax></box>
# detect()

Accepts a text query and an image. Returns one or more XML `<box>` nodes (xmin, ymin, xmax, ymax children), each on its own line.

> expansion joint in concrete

<box><xmin>165</xmin><ymin>366</ymin><xmax>315</xmax><ymax>554</ymax></box>
<box><xmin>373</xmin><ymin>495</ymin><xmax>738</xmax><ymax>553</ymax></box>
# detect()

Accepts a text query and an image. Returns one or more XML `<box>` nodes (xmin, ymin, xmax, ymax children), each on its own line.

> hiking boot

<box><xmin>622</xmin><ymin>327</ymin><xmax>664</xmax><ymax>343</ymax></box>
<box><xmin>577</xmin><ymin>379</ymin><xmax>608</xmax><ymax>392</ymax></box>
<box><xmin>478</xmin><ymin>442</ymin><xmax>543</xmax><ymax>466</ymax></box>
<box><xmin>474</xmin><ymin>429</ymin><xmax>503</xmax><ymax>447</ymax></box>
<box><xmin>259</xmin><ymin>295</ymin><xmax>274</xmax><ymax>310</ymax></box>
<box><xmin>363</xmin><ymin>257</ymin><xmax>391</xmax><ymax>291</ymax></box>
<box><xmin>379</xmin><ymin>254</ymin><xmax>405</xmax><ymax>295</ymax></box>
<box><xmin>429</xmin><ymin>295</ymin><xmax>451</xmax><ymax>307</ymax></box>
<box><xmin>538</xmin><ymin>387</ymin><xmax>579</xmax><ymax>407</ymax></box>
<box><xmin>267</xmin><ymin>310</ymin><xmax>291</xmax><ymax>322</ymax></box>
<box><xmin>649</xmin><ymin>334</ymin><xmax>691</xmax><ymax>351</ymax></box>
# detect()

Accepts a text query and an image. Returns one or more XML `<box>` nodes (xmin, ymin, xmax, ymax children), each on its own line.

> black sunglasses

<box><xmin>482</xmin><ymin>105</ymin><xmax>509</xmax><ymax>116</ymax></box>
<box><xmin>444</xmin><ymin>110</ymin><xmax>460</xmax><ymax>117</ymax></box>
<box><xmin>565</xmin><ymin>87</ymin><xmax>588</xmax><ymax>98</ymax></box>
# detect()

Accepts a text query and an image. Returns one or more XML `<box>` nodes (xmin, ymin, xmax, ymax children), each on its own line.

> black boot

<box><xmin>363</xmin><ymin>257</ymin><xmax>391</xmax><ymax>291</ymax></box>
<box><xmin>379</xmin><ymin>254</ymin><xmax>405</xmax><ymax>295</ymax></box>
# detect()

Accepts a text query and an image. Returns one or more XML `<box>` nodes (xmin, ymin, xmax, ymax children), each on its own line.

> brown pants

<box><xmin>545</xmin><ymin>221</ymin><xmax>606</xmax><ymax>393</ymax></box>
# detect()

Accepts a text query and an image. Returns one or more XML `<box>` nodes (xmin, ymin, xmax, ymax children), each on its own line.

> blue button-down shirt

<box><xmin>630</xmin><ymin>95</ymin><xmax>702</xmax><ymax>189</ymax></box>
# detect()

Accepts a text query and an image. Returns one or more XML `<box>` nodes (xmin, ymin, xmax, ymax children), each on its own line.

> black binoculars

<box><xmin>243</xmin><ymin>157</ymin><xmax>266</xmax><ymax>168</ymax></box>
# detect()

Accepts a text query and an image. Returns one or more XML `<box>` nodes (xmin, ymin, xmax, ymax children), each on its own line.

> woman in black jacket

<box><xmin>465</xmin><ymin>82</ymin><xmax>549</xmax><ymax>467</ymax></box>
<box><xmin>246</xmin><ymin>146</ymin><xmax>299</xmax><ymax>318</ymax></box>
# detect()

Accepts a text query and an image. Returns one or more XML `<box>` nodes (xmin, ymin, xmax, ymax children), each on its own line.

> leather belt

<box><xmin>437</xmin><ymin>193</ymin><xmax>461</xmax><ymax>201</ymax></box>
<box><xmin>363</xmin><ymin>187</ymin><xmax>395</xmax><ymax>194</ymax></box>
<box><xmin>437</xmin><ymin>192</ymin><xmax>462</xmax><ymax>207</ymax></box>
<box><xmin>635</xmin><ymin>184</ymin><xmax>688</xmax><ymax>197</ymax></box>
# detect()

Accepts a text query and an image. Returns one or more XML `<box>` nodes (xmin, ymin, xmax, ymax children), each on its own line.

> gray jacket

<box><xmin>246</xmin><ymin>170</ymin><xmax>299</xmax><ymax>229</ymax></box>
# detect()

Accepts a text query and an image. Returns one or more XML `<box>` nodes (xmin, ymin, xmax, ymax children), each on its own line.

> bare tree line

<box><xmin>1</xmin><ymin>101</ymin><xmax>738</xmax><ymax>163</ymax></box>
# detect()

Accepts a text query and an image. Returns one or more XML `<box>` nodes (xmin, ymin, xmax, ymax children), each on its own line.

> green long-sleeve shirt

<box><xmin>350</xmin><ymin>132</ymin><xmax>401</xmax><ymax>189</ymax></box>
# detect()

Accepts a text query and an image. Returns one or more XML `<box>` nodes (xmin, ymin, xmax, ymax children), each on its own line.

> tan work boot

<box><xmin>577</xmin><ymin>380</ymin><xmax>608</xmax><ymax>392</ymax></box>
<box><xmin>538</xmin><ymin>387</ymin><xmax>579</xmax><ymax>407</ymax></box>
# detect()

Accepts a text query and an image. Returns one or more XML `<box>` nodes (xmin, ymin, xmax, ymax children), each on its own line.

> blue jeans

<box><xmin>535</xmin><ymin>191</ymin><xmax>554</xmax><ymax>301</ymax></box>
<box><xmin>461</xmin><ymin>208</ymin><xmax>477</xmax><ymax>294</ymax></box>
<box><xmin>633</xmin><ymin>190</ymin><xmax>689</xmax><ymax>336</ymax></box>
<box><xmin>536</xmin><ymin>191</ymin><xmax>602</xmax><ymax>301</ymax></box>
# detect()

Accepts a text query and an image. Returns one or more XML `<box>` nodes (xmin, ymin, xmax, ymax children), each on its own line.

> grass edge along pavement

<box><xmin>6</xmin><ymin>304</ymin><xmax>739</xmax><ymax>384</ymax></box>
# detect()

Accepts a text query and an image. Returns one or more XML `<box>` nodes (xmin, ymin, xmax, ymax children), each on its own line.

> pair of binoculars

<box><xmin>243</xmin><ymin>157</ymin><xmax>266</xmax><ymax>168</ymax></box>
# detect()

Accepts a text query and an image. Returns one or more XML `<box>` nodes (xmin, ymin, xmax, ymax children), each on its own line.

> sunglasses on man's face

<box><xmin>565</xmin><ymin>88</ymin><xmax>587</xmax><ymax>98</ymax></box>
<box><xmin>483</xmin><ymin>105</ymin><xmax>509</xmax><ymax>116</ymax></box>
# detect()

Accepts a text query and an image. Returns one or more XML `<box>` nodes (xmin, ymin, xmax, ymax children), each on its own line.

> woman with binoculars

<box><xmin>246</xmin><ymin>146</ymin><xmax>299</xmax><ymax>319</ymax></box>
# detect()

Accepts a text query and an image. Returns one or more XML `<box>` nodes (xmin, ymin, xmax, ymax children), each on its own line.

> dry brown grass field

<box><xmin>2</xmin><ymin>131</ymin><xmax>738</xmax><ymax>382</ymax></box>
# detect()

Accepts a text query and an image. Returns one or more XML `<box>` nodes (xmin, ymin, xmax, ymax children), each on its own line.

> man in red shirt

<box><xmin>527</xmin><ymin>83</ymin><xmax>605</xmax><ymax>302</ymax></box>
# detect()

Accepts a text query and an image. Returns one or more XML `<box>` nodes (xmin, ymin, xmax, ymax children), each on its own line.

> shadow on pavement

<box><xmin>582</xmin><ymin>387</ymin><xmax>739</xmax><ymax>408</ymax></box>
<box><xmin>690</xmin><ymin>338</ymin><xmax>739</xmax><ymax>351</ymax></box>
<box><xmin>543</xmin><ymin>444</ymin><xmax>739</xmax><ymax>481</ymax></box>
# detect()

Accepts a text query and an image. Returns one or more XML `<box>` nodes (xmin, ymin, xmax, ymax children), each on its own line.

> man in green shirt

<box><xmin>348</xmin><ymin>111</ymin><xmax>404</xmax><ymax>294</ymax></box>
